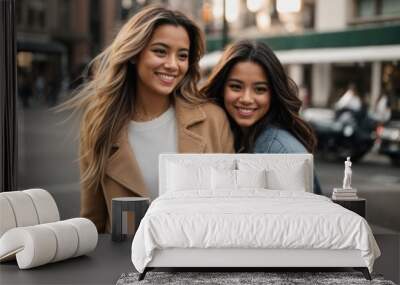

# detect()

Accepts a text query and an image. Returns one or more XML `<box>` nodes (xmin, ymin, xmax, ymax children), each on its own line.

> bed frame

<box><xmin>138</xmin><ymin>154</ymin><xmax>371</xmax><ymax>281</ymax></box>
<box><xmin>140</xmin><ymin>248</ymin><xmax>370</xmax><ymax>280</ymax></box>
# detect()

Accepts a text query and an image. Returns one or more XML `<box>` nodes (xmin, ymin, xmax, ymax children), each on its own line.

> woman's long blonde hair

<box><xmin>67</xmin><ymin>5</ymin><xmax>205</xmax><ymax>194</ymax></box>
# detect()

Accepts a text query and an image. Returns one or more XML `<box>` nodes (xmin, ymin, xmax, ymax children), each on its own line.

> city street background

<box><xmin>6</xmin><ymin>1</ymin><xmax>399</xmax><ymax>283</ymax></box>
<box><xmin>18</xmin><ymin>100</ymin><xmax>400</xmax><ymax>233</ymax></box>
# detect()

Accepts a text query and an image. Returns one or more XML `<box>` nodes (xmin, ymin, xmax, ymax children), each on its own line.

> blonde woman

<box><xmin>68</xmin><ymin>6</ymin><xmax>234</xmax><ymax>233</ymax></box>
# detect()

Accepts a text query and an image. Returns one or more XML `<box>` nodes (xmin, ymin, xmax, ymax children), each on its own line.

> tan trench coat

<box><xmin>80</xmin><ymin>97</ymin><xmax>234</xmax><ymax>233</ymax></box>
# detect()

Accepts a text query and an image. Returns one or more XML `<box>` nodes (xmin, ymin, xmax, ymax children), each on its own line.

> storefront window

<box><xmin>357</xmin><ymin>0</ymin><xmax>375</xmax><ymax>17</ymax></box>
<box><xmin>355</xmin><ymin>0</ymin><xmax>400</xmax><ymax>18</ymax></box>
<box><xmin>382</xmin><ymin>0</ymin><xmax>400</xmax><ymax>16</ymax></box>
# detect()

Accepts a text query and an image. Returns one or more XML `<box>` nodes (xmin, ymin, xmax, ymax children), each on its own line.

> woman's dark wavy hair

<box><xmin>201</xmin><ymin>40</ymin><xmax>317</xmax><ymax>153</ymax></box>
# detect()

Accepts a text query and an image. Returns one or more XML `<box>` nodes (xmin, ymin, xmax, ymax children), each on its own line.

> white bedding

<box><xmin>131</xmin><ymin>190</ymin><xmax>380</xmax><ymax>273</ymax></box>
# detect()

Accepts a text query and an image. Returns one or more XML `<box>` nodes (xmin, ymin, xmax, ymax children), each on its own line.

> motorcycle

<box><xmin>302</xmin><ymin>107</ymin><xmax>379</xmax><ymax>162</ymax></box>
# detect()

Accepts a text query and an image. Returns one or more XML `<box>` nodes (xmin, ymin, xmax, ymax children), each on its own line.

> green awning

<box><xmin>206</xmin><ymin>23</ymin><xmax>400</xmax><ymax>52</ymax></box>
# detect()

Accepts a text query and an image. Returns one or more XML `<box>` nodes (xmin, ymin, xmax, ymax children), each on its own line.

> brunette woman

<box><xmin>201</xmin><ymin>40</ymin><xmax>321</xmax><ymax>194</ymax></box>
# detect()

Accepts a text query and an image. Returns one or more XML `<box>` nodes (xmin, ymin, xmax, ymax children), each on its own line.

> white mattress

<box><xmin>131</xmin><ymin>190</ymin><xmax>380</xmax><ymax>273</ymax></box>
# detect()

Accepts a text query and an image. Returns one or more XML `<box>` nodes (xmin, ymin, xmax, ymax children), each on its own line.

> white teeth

<box><xmin>237</xmin><ymin>107</ymin><xmax>255</xmax><ymax>116</ymax></box>
<box><xmin>238</xmin><ymin>108</ymin><xmax>254</xmax><ymax>112</ymax></box>
<box><xmin>157</xmin><ymin>73</ymin><xmax>175</xmax><ymax>81</ymax></box>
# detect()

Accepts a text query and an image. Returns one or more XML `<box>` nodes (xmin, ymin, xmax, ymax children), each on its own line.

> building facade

<box><xmin>200</xmin><ymin>0</ymin><xmax>400</xmax><ymax>118</ymax></box>
<box><xmin>16</xmin><ymin>0</ymin><xmax>123</xmax><ymax>103</ymax></box>
<box><xmin>16</xmin><ymin>0</ymin><xmax>400</xmax><ymax>117</ymax></box>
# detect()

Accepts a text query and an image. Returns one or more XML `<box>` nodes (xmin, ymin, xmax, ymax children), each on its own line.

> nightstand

<box><xmin>112</xmin><ymin>197</ymin><xmax>150</xmax><ymax>242</ymax></box>
<box><xmin>332</xmin><ymin>198</ymin><xmax>366</xmax><ymax>218</ymax></box>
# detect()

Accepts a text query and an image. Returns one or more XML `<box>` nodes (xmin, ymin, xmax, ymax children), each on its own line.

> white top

<box><xmin>128</xmin><ymin>106</ymin><xmax>177</xmax><ymax>200</ymax></box>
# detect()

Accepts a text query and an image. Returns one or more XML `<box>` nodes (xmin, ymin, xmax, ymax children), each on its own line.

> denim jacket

<box><xmin>253</xmin><ymin>126</ymin><xmax>322</xmax><ymax>194</ymax></box>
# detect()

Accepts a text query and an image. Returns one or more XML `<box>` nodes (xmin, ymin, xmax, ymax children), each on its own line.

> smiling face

<box><xmin>135</xmin><ymin>24</ymin><xmax>190</xmax><ymax>99</ymax></box>
<box><xmin>223</xmin><ymin>61</ymin><xmax>271</xmax><ymax>129</ymax></box>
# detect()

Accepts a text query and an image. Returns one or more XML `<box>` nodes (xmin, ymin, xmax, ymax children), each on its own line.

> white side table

<box><xmin>112</xmin><ymin>197</ymin><xmax>150</xmax><ymax>242</ymax></box>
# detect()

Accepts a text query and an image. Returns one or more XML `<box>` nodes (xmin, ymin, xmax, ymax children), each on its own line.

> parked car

<box><xmin>377</xmin><ymin>120</ymin><xmax>400</xmax><ymax>166</ymax></box>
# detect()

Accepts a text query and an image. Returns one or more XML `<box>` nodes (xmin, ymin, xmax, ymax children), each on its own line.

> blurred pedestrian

<box><xmin>18</xmin><ymin>70</ymin><xmax>33</xmax><ymax>108</ymax></box>
<box><xmin>334</xmin><ymin>83</ymin><xmax>362</xmax><ymax>112</ymax></box>
<box><xmin>373</xmin><ymin>93</ymin><xmax>391</xmax><ymax>123</ymax></box>
<box><xmin>334</xmin><ymin>83</ymin><xmax>368</xmax><ymax>123</ymax></box>
<box><xmin>46</xmin><ymin>72</ymin><xmax>61</xmax><ymax>107</ymax></box>
<box><xmin>34</xmin><ymin>74</ymin><xmax>46</xmax><ymax>102</ymax></box>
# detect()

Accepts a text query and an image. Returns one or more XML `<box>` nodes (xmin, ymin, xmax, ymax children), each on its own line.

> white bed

<box><xmin>131</xmin><ymin>154</ymin><xmax>380</xmax><ymax>280</ymax></box>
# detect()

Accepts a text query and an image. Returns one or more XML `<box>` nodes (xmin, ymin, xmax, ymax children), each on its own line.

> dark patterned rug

<box><xmin>116</xmin><ymin>271</ymin><xmax>396</xmax><ymax>285</ymax></box>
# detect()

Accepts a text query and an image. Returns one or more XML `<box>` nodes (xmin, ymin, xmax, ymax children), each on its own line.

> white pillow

<box><xmin>236</xmin><ymin>169</ymin><xmax>267</xmax><ymax>189</ymax></box>
<box><xmin>211</xmin><ymin>168</ymin><xmax>236</xmax><ymax>190</ymax></box>
<box><xmin>167</xmin><ymin>162</ymin><xmax>211</xmax><ymax>191</ymax></box>
<box><xmin>237</xmin><ymin>158</ymin><xmax>308</xmax><ymax>192</ymax></box>
<box><xmin>166</xmin><ymin>158</ymin><xmax>236</xmax><ymax>171</ymax></box>
<box><xmin>211</xmin><ymin>168</ymin><xmax>268</xmax><ymax>190</ymax></box>
<box><xmin>266</xmin><ymin>167</ymin><xmax>306</xmax><ymax>191</ymax></box>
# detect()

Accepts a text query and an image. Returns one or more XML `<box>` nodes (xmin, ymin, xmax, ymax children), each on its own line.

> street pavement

<box><xmin>16</xmin><ymin>104</ymin><xmax>400</xmax><ymax>233</ymax></box>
